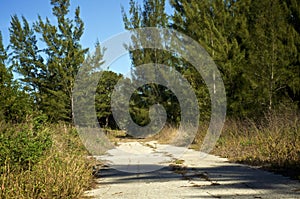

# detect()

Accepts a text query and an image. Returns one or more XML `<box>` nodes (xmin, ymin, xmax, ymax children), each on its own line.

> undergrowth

<box><xmin>154</xmin><ymin>111</ymin><xmax>300</xmax><ymax>180</ymax></box>
<box><xmin>0</xmin><ymin>120</ymin><xmax>95</xmax><ymax>199</ymax></box>
<box><xmin>212</xmin><ymin>111</ymin><xmax>300</xmax><ymax>180</ymax></box>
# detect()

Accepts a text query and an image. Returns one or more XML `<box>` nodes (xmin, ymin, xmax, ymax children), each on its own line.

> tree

<box><xmin>1</xmin><ymin>31</ymin><xmax>32</xmax><ymax>122</ymax></box>
<box><xmin>122</xmin><ymin>0</ymin><xmax>182</xmax><ymax>126</ymax></box>
<box><xmin>34</xmin><ymin>0</ymin><xmax>88</xmax><ymax>122</ymax></box>
<box><xmin>10</xmin><ymin>0</ymin><xmax>88</xmax><ymax>122</ymax></box>
<box><xmin>284</xmin><ymin>0</ymin><xmax>300</xmax><ymax>108</ymax></box>
<box><xmin>0</xmin><ymin>31</ymin><xmax>12</xmax><ymax>121</ymax></box>
<box><xmin>171</xmin><ymin>0</ymin><xmax>249</xmax><ymax>117</ymax></box>
<box><xmin>9</xmin><ymin>15</ymin><xmax>45</xmax><ymax>99</ymax></box>
<box><xmin>78</xmin><ymin>40</ymin><xmax>122</xmax><ymax>129</ymax></box>
<box><xmin>73</xmin><ymin>41</ymin><xmax>106</xmax><ymax>127</ymax></box>
<box><xmin>246</xmin><ymin>0</ymin><xmax>298</xmax><ymax>112</ymax></box>
<box><xmin>95</xmin><ymin>71</ymin><xmax>123</xmax><ymax>128</ymax></box>
<box><xmin>0</xmin><ymin>32</ymin><xmax>11</xmax><ymax>88</ymax></box>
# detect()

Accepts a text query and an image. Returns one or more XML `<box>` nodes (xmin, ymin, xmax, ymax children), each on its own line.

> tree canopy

<box><xmin>0</xmin><ymin>0</ymin><xmax>299</xmax><ymax>126</ymax></box>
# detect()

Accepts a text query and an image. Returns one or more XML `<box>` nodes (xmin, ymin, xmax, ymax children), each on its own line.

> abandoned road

<box><xmin>84</xmin><ymin>141</ymin><xmax>300</xmax><ymax>199</ymax></box>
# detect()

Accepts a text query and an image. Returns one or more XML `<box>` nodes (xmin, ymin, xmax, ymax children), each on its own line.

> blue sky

<box><xmin>0</xmin><ymin>0</ymin><xmax>154</xmax><ymax>75</ymax></box>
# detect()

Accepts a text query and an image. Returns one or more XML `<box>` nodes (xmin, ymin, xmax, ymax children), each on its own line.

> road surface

<box><xmin>84</xmin><ymin>141</ymin><xmax>300</xmax><ymax>199</ymax></box>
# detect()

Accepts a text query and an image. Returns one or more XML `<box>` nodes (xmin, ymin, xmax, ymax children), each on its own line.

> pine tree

<box><xmin>284</xmin><ymin>0</ymin><xmax>300</xmax><ymax>108</ymax></box>
<box><xmin>246</xmin><ymin>0</ymin><xmax>298</xmax><ymax>112</ymax></box>
<box><xmin>171</xmin><ymin>0</ymin><xmax>248</xmax><ymax>116</ymax></box>
<box><xmin>76</xmin><ymin>41</ymin><xmax>121</xmax><ymax>128</ymax></box>
<box><xmin>35</xmin><ymin>0</ymin><xmax>87</xmax><ymax>122</ymax></box>
<box><xmin>0</xmin><ymin>31</ymin><xmax>11</xmax><ymax>121</ymax></box>
<box><xmin>1</xmin><ymin>31</ymin><xmax>32</xmax><ymax>122</ymax></box>
<box><xmin>9</xmin><ymin>15</ymin><xmax>45</xmax><ymax>98</ymax></box>
<box><xmin>9</xmin><ymin>0</ymin><xmax>87</xmax><ymax>122</ymax></box>
<box><xmin>170</xmin><ymin>0</ymin><xmax>300</xmax><ymax>117</ymax></box>
<box><xmin>122</xmin><ymin>0</ymin><xmax>181</xmax><ymax>126</ymax></box>
<box><xmin>73</xmin><ymin>41</ymin><xmax>105</xmax><ymax>127</ymax></box>
<box><xmin>95</xmin><ymin>71</ymin><xmax>123</xmax><ymax>128</ymax></box>
<box><xmin>0</xmin><ymin>32</ymin><xmax>11</xmax><ymax>87</ymax></box>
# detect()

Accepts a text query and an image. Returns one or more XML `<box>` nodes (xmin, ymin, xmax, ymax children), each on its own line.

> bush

<box><xmin>0</xmin><ymin>123</ymin><xmax>94</xmax><ymax>199</ymax></box>
<box><xmin>0</xmin><ymin>122</ymin><xmax>52</xmax><ymax>170</ymax></box>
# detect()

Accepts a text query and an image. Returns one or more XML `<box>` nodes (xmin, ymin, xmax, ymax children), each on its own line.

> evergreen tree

<box><xmin>75</xmin><ymin>40</ymin><xmax>121</xmax><ymax>128</ymax></box>
<box><xmin>10</xmin><ymin>0</ymin><xmax>88</xmax><ymax>122</ymax></box>
<box><xmin>284</xmin><ymin>0</ymin><xmax>300</xmax><ymax>108</ymax></box>
<box><xmin>0</xmin><ymin>32</ymin><xmax>11</xmax><ymax>87</ymax></box>
<box><xmin>122</xmin><ymin>0</ymin><xmax>182</xmax><ymax>126</ymax></box>
<box><xmin>0</xmin><ymin>31</ymin><xmax>11</xmax><ymax>121</ymax></box>
<box><xmin>171</xmin><ymin>0</ymin><xmax>300</xmax><ymax>116</ymax></box>
<box><xmin>1</xmin><ymin>31</ymin><xmax>32</xmax><ymax>122</ymax></box>
<box><xmin>246</xmin><ymin>0</ymin><xmax>298</xmax><ymax>112</ymax></box>
<box><xmin>95</xmin><ymin>71</ymin><xmax>123</xmax><ymax>128</ymax></box>
<box><xmin>171</xmin><ymin>0</ymin><xmax>249</xmax><ymax>117</ymax></box>
<box><xmin>34</xmin><ymin>0</ymin><xmax>88</xmax><ymax>122</ymax></box>
<box><xmin>73</xmin><ymin>41</ymin><xmax>105</xmax><ymax>127</ymax></box>
<box><xmin>9</xmin><ymin>15</ymin><xmax>45</xmax><ymax>98</ymax></box>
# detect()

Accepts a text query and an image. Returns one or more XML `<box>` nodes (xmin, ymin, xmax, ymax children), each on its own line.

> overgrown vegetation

<box><xmin>0</xmin><ymin>121</ymin><xmax>94</xmax><ymax>199</ymax></box>
<box><xmin>212</xmin><ymin>111</ymin><xmax>300</xmax><ymax>180</ymax></box>
<box><xmin>0</xmin><ymin>0</ymin><xmax>299</xmax><ymax>197</ymax></box>
<box><xmin>152</xmin><ymin>111</ymin><xmax>300</xmax><ymax>180</ymax></box>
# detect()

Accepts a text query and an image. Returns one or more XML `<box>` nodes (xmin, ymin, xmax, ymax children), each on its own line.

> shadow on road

<box><xmin>93</xmin><ymin>163</ymin><xmax>300</xmax><ymax>198</ymax></box>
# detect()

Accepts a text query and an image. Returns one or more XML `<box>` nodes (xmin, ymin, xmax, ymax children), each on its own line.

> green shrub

<box><xmin>0</xmin><ymin>123</ymin><xmax>94</xmax><ymax>199</ymax></box>
<box><xmin>0</xmin><ymin>122</ymin><xmax>52</xmax><ymax>170</ymax></box>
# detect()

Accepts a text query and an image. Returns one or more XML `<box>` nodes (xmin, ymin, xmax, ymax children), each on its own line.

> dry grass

<box><xmin>150</xmin><ymin>111</ymin><xmax>300</xmax><ymax>180</ymax></box>
<box><xmin>211</xmin><ymin>111</ymin><xmax>300</xmax><ymax>180</ymax></box>
<box><xmin>149</xmin><ymin>125</ymin><xmax>178</xmax><ymax>144</ymax></box>
<box><xmin>0</xmin><ymin>123</ymin><xmax>95</xmax><ymax>199</ymax></box>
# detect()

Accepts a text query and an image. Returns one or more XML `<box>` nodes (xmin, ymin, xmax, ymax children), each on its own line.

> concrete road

<box><xmin>84</xmin><ymin>141</ymin><xmax>300</xmax><ymax>199</ymax></box>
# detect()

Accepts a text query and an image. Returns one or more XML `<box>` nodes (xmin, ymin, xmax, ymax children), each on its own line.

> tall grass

<box><xmin>212</xmin><ymin>111</ymin><xmax>300</xmax><ymax>180</ymax></box>
<box><xmin>0</xmin><ymin>122</ymin><xmax>95</xmax><ymax>199</ymax></box>
<box><xmin>153</xmin><ymin>111</ymin><xmax>300</xmax><ymax>180</ymax></box>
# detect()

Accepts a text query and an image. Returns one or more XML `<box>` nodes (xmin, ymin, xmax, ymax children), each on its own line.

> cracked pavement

<box><xmin>84</xmin><ymin>141</ymin><xmax>300</xmax><ymax>199</ymax></box>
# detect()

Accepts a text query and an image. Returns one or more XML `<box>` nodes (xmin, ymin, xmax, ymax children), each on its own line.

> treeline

<box><xmin>0</xmin><ymin>0</ymin><xmax>299</xmax><ymax>128</ymax></box>
<box><xmin>122</xmin><ymin>0</ymin><xmax>300</xmax><ymax>125</ymax></box>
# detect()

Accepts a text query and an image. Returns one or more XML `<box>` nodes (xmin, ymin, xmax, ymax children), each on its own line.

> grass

<box><xmin>173</xmin><ymin>159</ymin><xmax>185</xmax><ymax>165</ymax></box>
<box><xmin>150</xmin><ymin>125</ymin><xmax>178</xmax><ymax>144</ymax></box>
<box><xmin>0</xmin><ymin>122</ymin><xmax>96</xmax><ymax>199</ymax></box>
<box><xmin>211</xmin><ymin>111</ymin><xmax>300</xmax><ymax>180</ymax></box>
<box><xmin>151</xmin><ymin>111</ymin><xmax>300</xmax><ymax>180</ymax></box>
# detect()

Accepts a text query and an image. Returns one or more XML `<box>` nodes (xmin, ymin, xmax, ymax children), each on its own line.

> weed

<box><xmin>210</xmin><ymin>111</ymin><xmax>300</xmax><ymax>180</ymax></box>
<box><xmin>0</xmin><ymin>123</ymin><xmax>94</xmax><ymax>199</ymax></box>
<box><xmin>174</xmin><ymin>159</ymin><xmax>185</xmax><ymax>165</ymax></box>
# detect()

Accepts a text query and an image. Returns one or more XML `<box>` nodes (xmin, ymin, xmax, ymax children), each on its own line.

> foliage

<box><xmin>246</xmin><ymin>0</ymin><xmax>298</xmax><ymax>111</ymax></box>
<box><xmin>0</xmin><ymin>0</ymin><xmax>299</xmax><ymax>196</ymax></box>
<box><xmin>121</xmin><ymin>0</ymin><xmax>299</xmax><ymax>124</ymax></box>
<box><xmin>122</xmin><ymin>0</ymin><xmax>184</xmax><ymax>126</ymax></box>
<box><xmin>9</xmin><ymin>0</ymin><xmax>87</xmax><ymax>122</ymax></box>
<box><xmin>0</xmin><ymin>118</ymin><xmax>52</xmax><ymax>171</ymax></box>
<box><xmin>73</xmin><ymin>41</ymin><xmax>106</xmax><ymax>127</ymax></box>
<box><xmin>170</xmin><ymin>0</ymin><xmax>300</xmax><ymax>117</ymax></box>
<box><xmin>0</xmin><ymin>123</ymin><xmax>94</xmax><ymax>199</ymax></box>
<box><xmin>2</xmin><ymin>0</ymin><xmax>299</xmax><ymax>127</ymax></box>
<box><xmin>95</xmin><ymin>70</ymin><xmax>123</xmax><ymax>128</ymax></box>
<box><xmin>211</xmin><ymin>111</ymin><xmax>300</xmax><ymax>180</ymax></box>
<box><xmin>121</xmin><ymin>0</ymin><xmax>300</xmax><ymax>179</ymax></box>
<box><xmin>0</xmin><ymin>31</ymin><xmax>33</xmax><ymax>123</ymax></box>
